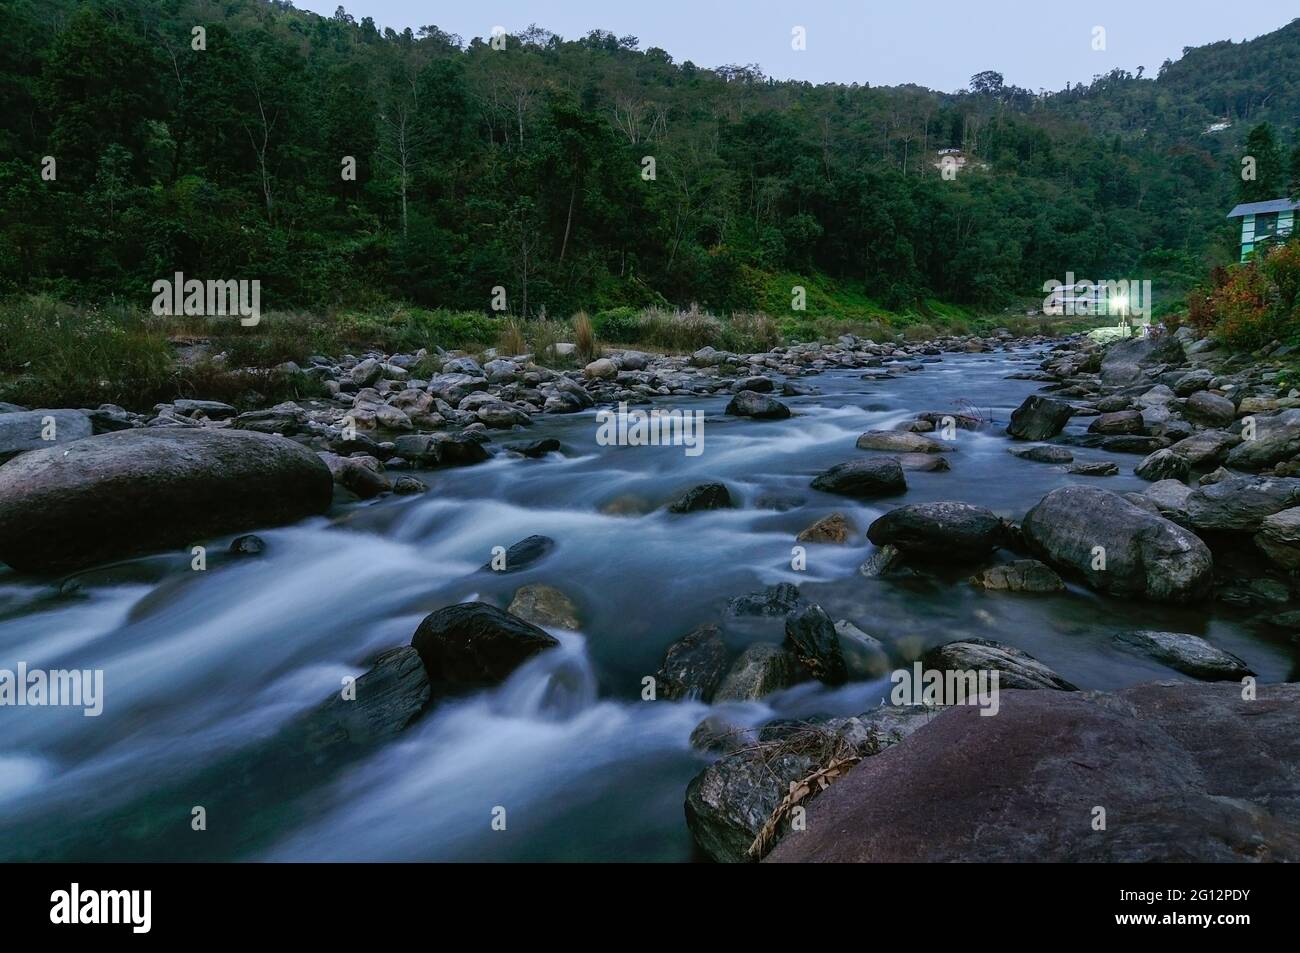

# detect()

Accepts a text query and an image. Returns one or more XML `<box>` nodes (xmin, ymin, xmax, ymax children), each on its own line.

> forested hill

<box><xmin>1</xmin><ymin>0</ymin><xmax>1297</xmax><ymax>319</ymax></box>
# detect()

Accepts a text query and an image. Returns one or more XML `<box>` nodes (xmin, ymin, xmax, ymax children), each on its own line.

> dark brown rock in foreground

<box><xmin>766</xmin><ymin>682</ymin><xmax>1300</xmax><ymax>862</ymax></box>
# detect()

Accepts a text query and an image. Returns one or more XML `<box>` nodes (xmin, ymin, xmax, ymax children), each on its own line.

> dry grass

<box><xmin>573</xmin><ymin>311</ymin><xmax>597</xmax><ymax>363</ymax></box>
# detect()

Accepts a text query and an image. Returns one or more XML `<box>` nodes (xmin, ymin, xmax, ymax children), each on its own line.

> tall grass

<box><xmin>573</xmin><ymin>311</ymin><xmax>597</xmax><ymax>362</ymax></box>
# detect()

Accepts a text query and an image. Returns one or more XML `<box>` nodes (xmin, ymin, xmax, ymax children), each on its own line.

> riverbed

<box><xmin>0</xmin><ymin>347</ymin><xmax>1293</xmax><ymax>861</ymax></box>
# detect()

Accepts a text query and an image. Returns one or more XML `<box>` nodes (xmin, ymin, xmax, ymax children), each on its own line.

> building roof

<box><xmin>1227</xmin><ymin>198</ymin><xmax>1300</xmax><ymax>218</ymax></box>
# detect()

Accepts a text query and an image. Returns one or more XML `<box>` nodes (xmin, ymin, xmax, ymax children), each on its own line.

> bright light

<box><xmin>1110</xmin><ymin>293</ymin><xmax>1129</xmax><ymax>316</ymax></box>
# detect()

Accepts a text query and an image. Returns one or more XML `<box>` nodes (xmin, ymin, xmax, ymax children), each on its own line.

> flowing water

<box><xmin>0</xmin><ymin>348</ymin><xmax>1294</xmax><ymax>861</ymax></box>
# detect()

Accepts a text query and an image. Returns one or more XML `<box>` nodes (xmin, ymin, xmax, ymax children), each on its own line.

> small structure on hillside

<box><xmin>1227</xmin><ymin>198</ymin><xmax>1298</xmax><ymax>262</ymax></box>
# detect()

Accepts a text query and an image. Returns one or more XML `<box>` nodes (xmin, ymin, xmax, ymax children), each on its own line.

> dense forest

<box><xmin>1</xmin><ymin>0</ymin><xmax>1299</xmax><ymax>320</ymax></box>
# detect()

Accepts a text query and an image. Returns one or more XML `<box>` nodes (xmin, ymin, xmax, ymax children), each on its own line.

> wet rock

<box><xmin>1254</xmin><ymin>507</ymin><xmax>1300</xmax><ymax>570</ymax></box>
<box><xmin>727</xmin><ymin>582</ymin><xmax>806</xmax><ymax>617</ymax></box>
<box><xmin>319</xmin><ymin>451</ymin><xmax>391</xmax><ymax>499</ymax></box>
<box><xmin>1021</xmin><ymin>486</ymin><xmax>1212</xmax><ymax>604</ymax></box>
<box><xmin>866</xmin><ymin>502</ymin><xmax>1004</xmax><ymax>561</ymax></box>
<box><xmin>228</xmin><ymin>534</ymin><xmax>265</xmax><ymax>556</ymax></box>
<box><xmin>859</xmin><ymin>543</ymin><xmax>906</xmax><ymax>577</ymax></box>
<box><xmin>319</xmin><ymin>646</ymin><xmax>432</xmax><ymax>740</ymax></box>
<box><xmin>1170</xmin><ymin>430</ymin><xmax>1237</xmax><ymax>467</ymax></box>
<box><xmin>1067</xmin><ymin>461</ymin><xmax>1118</xmax><ymax>476</ymax></box>
<box><xmin>834</xmin><ymin>621</ymin><xmax>892</xmax><ymax>677</ymax></box>
<box><xmin>480</xmin><ymin>534</ymin><xmax>556</xmax><ymax>573</ymax></box>
<box><xmin>507</xmin><ymin>584</ymin><xmax>580</xmax><ymax>629</ymax></box>
<box><xmin>1008</xmin><ymin>445</ymin><xmax>1073</xmax><ymax>464</ymax></box>
<box><xmin>811</xmin><ymin>458</ymin><xmax>906</xmax><ymax>498</ymax></box>
<box><xmin>0</xmin><ymin>409</ymin><xmax>93</xmax><ymax>462</ymax></box>
<box><xmin>920</xmin><ymin>638</ymin><xmax>1077</xmax><ymax>691</ymax></box>
<box><xmin>1114</xmin><ymin>631</ymin><xmax>1254</xmax><ymax>681</ymax></box>
<box><xmin>1088</xmin><ymin>410</ymin><xmax>1144</xmax><ymax>435</ymax></box>
<box><xmin>795</xmin><ymin>512</ymin><xmax>854</xmax><ymax>544</ymax></box>
<box><xmin>783</xmin><ymin>604</ymin><xmax>847</xmax><ymax>685</ymax></box>
<box><xmin>1134</xmin><ymin>448</ymin><xmax>1190</xmax><ymax>482</ymax></box>
<box><xmin>655</xmin><ymin>623</ymin><xmax>728</xmax><ymax>701</ymax></box>
<box><xmin>733</xmin><ymin>376</ymin><xmax>774</xmax><ymax>393</ymax></box>
<box><xmin>893</xmin><ymin>453</ymin><xmax>951</xmax><ymax>472</ymax></box>
<box><xmin>230</xmin><ymin>403</ymin><xmax>311</xmax><ymax>436</ymax></box>
<box><xmin>668</xmin><ymin>482</ymin><xmax>733</xmax><ymax>513</ymax></box>
<box><xmin>392</xmin><ymin>475</ymin><xmax>427</xmax><ymax>495</ymax></box>
<box><xmin>1184</xmin><ymin>475</ymin><xmax>1300</xmax><ymax>532</ymax></box>
<box><xmin>509</xmin><ymin>438</ymin><xmax>561</xmax><ymax>457</ymax></box>
<box><xmin>475</xmin><ymin>401</ymin><xmax>531</xmax><ymax>429</ymax></box>
<box><xmin>855</xmin><ymin>430</ymin><xmax>950</xmax><ymax>454</ymax></box>
<box><xmin>766</xmin><ymin>681</ymin><xmax>1299</xmax><ymax>863</ymax></box>
<box><xmin>1006</xmin><ymin>395</ymin><xmax>1074</xmax><ymax>441</ymax></box>
<box><xmin>0</xmin><ymin>429</ymin><xmax>332</xmax><ymax>574</ymax></box>
<box><xmin>969</xmin><ymin>559</ymin><xmax>1064</xmax><ymax>593</ymax></box>
<box><xmin>1225</xmin><ymin>409</ymin><xmax>1300</xmax><ymax>470</ymax></box>
<box><xmin>714</xmin><ymin>643</ymin><xmax>799</xmax><ymax>702</ymax></box>
<box><xmin>725</xmin><ymin>391</ymin><xmax>791</xmax><ymax>420</ymax></box>
<box><xmin>392</xmin><ymin>432</ymin><xmax>490</xmax><ymax>468</ymax></box>
<box><xmin>410</xmin><ymin>601</ymin><xmax>559</xmax><ymax>688</ymax></box>
<box><xmin>689</xmin><ymin>715</ymin><xmax>756</xmax><ymax>753</ymax></box>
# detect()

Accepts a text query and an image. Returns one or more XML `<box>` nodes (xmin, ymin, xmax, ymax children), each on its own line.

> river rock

<box><xmin>834</xmin><ymin>621</ymin><xmax>892</xmax><ymax>677</ymax></box>
<box><xmin>969</xmin><ymin>559</ymin><xmax>1064</xmax><ymax>593</ymax></box>
<box><xmin>1143</xmin><ymin>479</ymin><xmax>1193</xmax><ymax>520</ymax></box>
<box><xmin>766</xmin><ymin>681</ymin><xmax>1299</xmax><ymax>863</ymax></box>
<box><xmin>0</xmin><ymin>409</ymin><xmax>93</xmax><ymax>463</ymax></box>
<box><xmin>1254</xmin><ymin>507</ymin><xmax>1300</xmax><ymax>570</ymax></box>
<box><xmin>0</xmin><ymin>429</ymin><xmax>332</xmax><ymax>574</ymax></box>
<box><xmin>855</xmin><ymin>430</ymin><xmax>950</xmax><ymax>454</ymax></box>
<box><xmin>1134</xmin><ymin>448</ymin><xmax>1190</xmax><ymax>482</ymax></box>
<box><xmin>811</xmin><ymin>458</ymin><xmax>906</xmax><ymax>498</ymax></box>
<box><xmin>1114</xmin><ymin>631</ymin><xmax>1254</xmax><ymax>680</ymax></box>
<box><xmin>1006</xmin><ymin>395</ymin><xmax>1073</xmax><ymax>440</ymax></box>
<box><xmin>392</xmin><ymin>432</ymin><xmax>490</xmax><ymax>467</ymax></box>
<box><xmin>1067</xmin><ymin>460</ymin><xmax>1118</xmax><ymax>476</ymax></box>
<box><xmin>1169</xmin><ymin>430</ymin><xmax>1237</xmax><ymax>466</ymax></box>
<box><xmin>1225</xmin><ymin>409</ymin><xmax>1300</xmax><ymax>470</ymax></box>
<box><xmin>410</xmin><ymin>601</ymin><xmax>559</xmax><ymax>688</ymax></box>
<box><xmin>1184</xmin><ymin>390</ymin><xmax>1236</xmax><ymax>428</ymax></box>
<box><xmin>1184</xmin><ymin>475</ymin><xmax>1300</xmax><ymax>532</ymax></box>
<box><xmin>866</xmin><ymin>502</ymin><xmax>1004</xmax><ymax>561</ymax></box>
<box><xmin>480</xmin><ymin>534</ymin><xmax>555</xmax><ymax>573</ymax></box>
<box><xmin>1088</xmin><ymin>410</ymin><xmax>1144</xmax><ymax>435</ymax></box>
<box><xmin>713</xmin><ymin>643</ymin><xmax>799</xmax><ymax>702</ymax></box>
<box><xmin>919</xmin><ymin>638</ymin><xmax>1077</xmax><ymax>691</ymax></box>
<box><xmin>795</xmin><ymin>512</ymin><xmax>853</xmax><ymax>544</ymax></box>
<box><xmin>859</xmin><ymin>543</ymin><xmax>906</xmax><ymax>577</ymax></box>
<box><xmin>507</xmin><ymin>584</ymin><xmax>580</xmax><ymax>629</ymax></box>
<box><xmin>509</xmin><ymin>438</ymin><xmax>562</xmax><ymax>457</ymax></box>
<box><xmin>655</xmin><ymin>623</ymin><xmax>728</xmax><ymax>701</ymax></box>
<box><xmin>783</xmin><ymin>604</ymin><xmax>847</xmax><ymax>684</ymax></box>
<box><xmin>727</xmin><ymin>582</ymin><xmax>806</xmax><ymax>617</ymax></box>
<box><xmin>733</xmin><ymin>376</ymin><xmax>774</xmax><ymax>393</ymax></box>
<box><xmin>1172</xmin><ymin>368</ymin><xmax>1214</xmax><ymax>396</ymax></box>
<box><xmin>1021</xmin><ymin>486</ymin><xmax>1212</xmax><ymax>603</ymax></box>
<box><xmin>668</xmin><ymin>482</ymin><xmax>733</xmax><ymax>513</ymax></box>
<box><xmin>1008</xmin><ymin>444</ymin><xmax>1073</xmax><ymax>464</ymax></box>
<box><xmin>725</xmin><ymin>391</ymin><xmax>791</xmax><ymax>420</ymax></box>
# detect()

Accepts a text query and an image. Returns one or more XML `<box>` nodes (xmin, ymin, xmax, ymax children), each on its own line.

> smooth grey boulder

<box><xmin>1021</xmin><ymin>486</ymin><xmax>1212</xmax><ymax>604</ymax></box>
<box><xmin>1006</xmin><ymin>395</ymin><xmax>1073</xmax><ymax>441</ymax></box>
<box><xmin>1114</xmin><ymin>631</ymin><xmax>1253</xmax><ymax>680</ymax></box>
<box><xmin>655</xmin><ymin>623</ymin><xmax>729</xmax><ymax>701</ymax></box>
<box><xmin>725</xmin><ymin>391</ymin><xmax>791</xmax><ymax>420</ymax></box>
<box><xmin>767</xmin><ymin>681</ymin><xmax>1300</xmax><ymax>863</ymax></box>
<box><xmin>1088</xmin><ymin>410</ymin><xmax>1144</xmax><ymax>435</ymax></box>
<box><xmin>410</xmin><ymin>602</ymin><xmax>559</xmax><ymax>689</ymax></box>
<box><xmin>855</xmin><ymin>430</ymin><xmax>950</xmax><ymax>454</ymax></box>
<box><xmin>1143</xmin><ymin>479</ymin><xmax>1193</xmax><ymax>520</ymax></box>
<box><xmin>1134</xmin><ymin>448</ymin><xmax>1190</xmax><ymax>482</ymax></box>
<box><xmin>1009</xmin><ymin>445</ymin><xmax>1073</xmax><ymax>464</ymax></box>
<box><xmin>1169</xmin><ymin>430</ymin><xmax>1237</xmax><ymax>466</ymax></box>
<box><xmin>0</xmin><ymin>428</ymin><xmax>333</xmax><ymax>574</ymax></box>
<box><xmin>919</xmin><ymin>638</ymin><xmax>1077</xmax><ymax>691</ymax></box>
<box><xmin>0</xmin><ymin>409</ymin><xmax>93</xmax><ymax>463</ymax></box>
<box><xmin>392</xmin><ymin>432</ymin><xmax>489</xmax><ymax>467</ymax></box>
<box><xmin>1255</xmin><ymin>507</ymin><xmax>1300</xmax><ymax>570</ymax></box>
<box><xmin>810</xmin><ymin>458</ymin><xmax>906</xmax><ymax>498</ymax></box>
<box><xmin>479</xmin><ymin>534</ymin><xmax>555</xmax><ymax>573</ymax></box>
<box><xmin>1184</xmin><ymin>390</ymin><xmax>1236</xmax><ymax>428</ymax></box>
<box><xmin>1225</xmin><ymin>409</ymin><xmax>1300</xmax><ymax>470</ymax></box>
<box><xmin>1184</xmin><ymin>475</ymin><xmax>1300</xmax><ymax>532</ymax></box>
<box><xmin>866</xmin><ymin>501</ymin><xmax>1004</xmax><ymax>561</ymax></box>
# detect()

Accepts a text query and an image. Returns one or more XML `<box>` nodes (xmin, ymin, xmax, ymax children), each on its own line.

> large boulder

<box><xmin>1021</xmin><ymin>486</ymin><xmax>1212</xmax><ymax>603</ymax></box>
<box><xmin>725</xmin><ymin>391</ymin><xmax>791</xmax><ymax>420</ymax></box>
<box><xmin>0</xmin><ymin>428</ymin><xmax>333</xmax><ymax>574</ymax></box>
<box><xmin>1006</xmin><ymin>395</ymin><xmax>1073</xmax><ymax>441</ymax></box>
<box><xmin>667</xmin><ymin>482</ymin><xmax>733</xmax><ymax>513</ymax></box>
<box><xmin>783</xmin><ymin>604</ymin><xmax>847</xmax><ymax>684</ymax></box>
<box><xmin>1225</xmin><ymin>409</ymin><xmax>1300</xmax><ymax>470</ymax></box>
<box><xmin>713</xmin><ymin>643</ymin><xmax>799</xmax><ymax>702</ymax></box>
<box><xmin>919</xmin><ymin>638</ymin><xmax>1077</xmax><ymax>691</ymax></box>
<box><xmin>0</xmin><ymin>409</ymin><xmax>93</xmax><ymax>463</ymax></box>
<box><xmin>1184</xmin><ymin>390</ymin><xmax>1236</xmax><ymax>428</ymax></box>
<box><xmin>855</xmin><ymin>431</ymin><xmax>950</xmax><ymax>454</ymax></box>
<box><xmin>866</xmin><ymin>502</ymin><xmax>1004</xmax><ymax>561</ymax></box>
<box><xmin>1087</xmin><ymin>410</ymin><xmax>1144</xmax><ymax>436</ymax></box>
<box><xmin>810</xmin><ymin>458</ymin><xmax>906</xmax><ymax>498</ymax></box>
<box><xmin>1255</xmin><ymin>507</ymin><xmax>1300</xmax><ymax>570</ymax></box>
<box><xmin>410</xmin><ymin>602</ymin><xmax>559</xmax><ymax>689</ymax></box>
<box><xmin>1114</xmin><ymin>631</ymin><xmax>1253</xmax><ymax>681</ymax></box>
<box><xmin>1134</xmin><ymin>448</ymin><xmax>1190</xmax><ymax>482</ymax></box>
<box><xmin>1169</xmin><ymin>430</ymin><xmax>1237</xmax><ymax>467</ymax></box>
<box><xmin>766</xmin><ymin>681</ymin><xmax>1300</xmax><ymax>862</ymax></box>
<box><xmin>1184</xmin><ymin>475</ymin><xmax>1300</xmax><ymax>532</ymax></box>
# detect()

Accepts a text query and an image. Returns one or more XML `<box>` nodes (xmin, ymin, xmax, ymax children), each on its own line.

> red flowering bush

<box><xmin>1185</xmin><ymin>240</ymin><xmax>1300</xmax><ymax>350</ymax></box>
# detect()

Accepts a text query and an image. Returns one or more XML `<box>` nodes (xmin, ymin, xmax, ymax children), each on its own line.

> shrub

<box><xmin>573</xmin><ymin>311</ymin><xmax>597</xmax><ymax>362</ymax></box>
<box><xmin>901</xmin><ymin>322</ymin><xmax>938</xmax><ymax>342</ymax></box>
<box><xmin>497</xmin><ymin>316</ymin><xmax>527</xmax><ymax>357</ymax></box>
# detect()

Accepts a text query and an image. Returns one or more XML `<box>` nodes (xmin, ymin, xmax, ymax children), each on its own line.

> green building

<box><xmin>1227</xmin><ymin>198</ymin><xmax>1298</xmax><ymax>262</ymax></box>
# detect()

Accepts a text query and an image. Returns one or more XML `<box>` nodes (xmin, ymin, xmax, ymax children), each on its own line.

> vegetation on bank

<box><xmin>1181</xmin><ymin>239</ymin><xmax>1300</xmax><ymax>352</ymax></box>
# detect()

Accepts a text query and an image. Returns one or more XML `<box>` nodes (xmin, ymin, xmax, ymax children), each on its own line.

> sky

<box><xmin>296</xmin><ymin>0</ymin><xmax>1297</xmax><ymax>92</ymax></box>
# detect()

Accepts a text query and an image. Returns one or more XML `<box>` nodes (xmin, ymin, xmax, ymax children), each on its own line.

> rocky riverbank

<box><xmin>2</xmin><ymin>323</ymin><xmax>1298</xmax><ymax>862</ymax></box>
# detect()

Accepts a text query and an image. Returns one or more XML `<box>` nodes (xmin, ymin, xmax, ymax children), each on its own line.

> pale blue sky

<box><xmin>299</xmin><ymin>0</ymin><xmax>1296</xmax><ymax>92</ymax></box>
